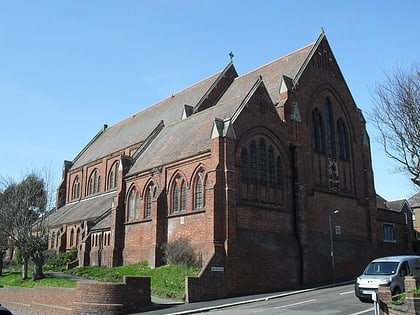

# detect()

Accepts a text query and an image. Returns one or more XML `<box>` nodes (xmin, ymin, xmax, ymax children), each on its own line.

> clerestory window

<box><xmin>72</xmin><ymin>176</ymin><xmax>80</xmax><ymax>200</ymax></box>
<box><xmin>88</xmin><ymin>168</ymin><xmax>101</xmax><ymax>195</ymax></box>
<box><xmin>108</xmin><ymin>162</ymin><xmax>119</xmax><ymax>190</ymax></box>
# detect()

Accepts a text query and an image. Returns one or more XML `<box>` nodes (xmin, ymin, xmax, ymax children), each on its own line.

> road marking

<box><xmin>274</xmin><ymin>299</ymin><xmax>317</xmax><ymax>309</ymax></box>
<box><xmin>340</xmin><ymin>290</ymin><xmax>355</xmax><ymax>295</ymax></box>
<box><xmin>348</xmin><ymin>308</ymin><xmax>375</xmax><ymax>315</ymax></box>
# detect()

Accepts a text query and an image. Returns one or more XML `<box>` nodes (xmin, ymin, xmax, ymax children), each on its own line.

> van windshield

<box><xmin>364</xmin><ymin>262</ymin><xmax>399</xmax><ymax>275</ymax></box>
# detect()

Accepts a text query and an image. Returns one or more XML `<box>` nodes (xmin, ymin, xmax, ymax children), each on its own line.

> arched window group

<box><xmin>70</xmin><ymin>161</ymin><xmax>120</xmax><ymax>200</ymax></box>
<box><xmin>311</xmin><ymin>98</ymin><xmax>349</xmax><ymax>161</ymax></box>
<box><xmin>311</xmin><ymin>97</ymin><xmax>353</xmax><ymax>193</ymax></box>
<box><xmin>169</xmin><ymin>170</ymin><xmax>206</xmax><ymax>215</ymax></box>
<box><xmin>126</xmin><ymin>182</ymin><xmax>156</xmax><ymax>222</ymax></box>
<box><xmin>241</xmin><ymin>138</ymin><xmax>284</xmax><ymax>188</ymax></box>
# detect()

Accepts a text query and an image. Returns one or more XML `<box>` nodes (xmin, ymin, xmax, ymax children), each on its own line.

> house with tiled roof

<box><xmin>375</xmin><ymin>194</ymin><xmax>415</xmax><ymax>255</ymax></box>
<box><xmin>47</xmin><ymin>31</ymin><xmax>414</xmax><ymax>301</ymax></box>
<box><xmin>409</xmin><ymin>192</ymin><xmax>420</xmax><ymax>229</ymax></box>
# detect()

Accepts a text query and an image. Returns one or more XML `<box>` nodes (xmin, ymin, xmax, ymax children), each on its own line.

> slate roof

<box><xmin>127</xmin><ymin>76</ymin><xmax>262</xmax><ymax>175</ymax></box>
<box><xmin>386</xmin><ymin>199</ymin><xmax>406</xmax><ymax>212</ymax></box>
<box><xmin>238</xmin><ymin>42</ymin><xmax>315</xmax><ymax>103</ymax></box>
<box><xmin>47</xmin><ymin>192</ymin><xmax>114</xmax><ymax>227</ymax></box>
<box><xmin>71</xmin><ymin>71</ymin><xmax>224</xmax><ymax>169</ymax></box>
<box><xmin>408</xmin><ymin>192</ymin><xmax>420</xmax><ymax>208</ymax></box>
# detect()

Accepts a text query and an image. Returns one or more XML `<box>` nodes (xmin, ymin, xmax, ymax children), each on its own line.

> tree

<box><xmin>369</xmin><ymin>63</ymin><xmax>420</xmax><ymax>187</ymax></box>
<box><xmin>0</xmin><ymin>170</ymin><xmax>53</xmax><ymax>280</ymax></box>
<box><xmin>0</xmin><ymin>207</ymin><xmax>9</xmax><ymax>276</ymax></box>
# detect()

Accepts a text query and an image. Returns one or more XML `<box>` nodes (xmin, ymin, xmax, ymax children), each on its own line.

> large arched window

<box><xmin>127</xmin><ymin>186</ymin><xmax>140</xmax><ymax>221</ymax></box>
<box><xmin>337</xmin><ymin>118</ymin><xmax>349</xmax><ymax>160</ymax></box>
<box><xmin>108</xmin><ymin>162</ymin><xmax>119</xmax><ymax>190</ymax></box>
<box><xmin>277</xmin><ymin>156</ymin><xmax>284</xmax><ymax>188</ymax></box>
<box><xmin>88</xmin><ymin>169</ymin><xmax>101</xmax><ymax>195</ymax></box>
<box><xmin>325</xmin><ymin>98</ymin><xmax>335</xmax><ymax>157</ymax></box>
<box><xmin>312</xmin><ymin>108</ymin><xmax>324</xmax><ymax>153</ymax></box>
<box><xmin>241</xmin><ymin>147</ymin><xmax>248</xmax><ymax>180</ymax></box>
<box><xmin>72</xmin><ymin>176</ymin><xmax>80</xmax><ymax>200</ymax></box>
<box><xmin>268</xmin><ymin>146</ymin><xmax>275</xmax><ymax>185</ymax></box>
<box><xmin>259</xmin><ymin>138</ymin><xmax>267</xmax><ymax>186</ymax></box>
<box><xmin>249</xmin><ymin>141</ymin><xmax>257</xmax><ymax>182</ymax></box>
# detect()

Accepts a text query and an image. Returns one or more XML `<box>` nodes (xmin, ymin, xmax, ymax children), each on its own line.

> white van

<box><xmin>355</xmin><ymin>255</ymin><xmax>420</xmax><ymax>302</ymax></box>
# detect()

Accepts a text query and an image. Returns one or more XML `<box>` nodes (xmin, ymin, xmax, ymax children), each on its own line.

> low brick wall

<box><xmin>378</xmin><ymin>276</ymin><xmax>420</xmax><ymax>315</ymax></box>
<box><xmin>1</xmin><ymin>285</ymin><xmax>74</xmax><ymax>315</ymax></box>
<box><xmin>1</xmin><ymin>276</ymin><xmax>151</xmax><ymax>315</ymax></box>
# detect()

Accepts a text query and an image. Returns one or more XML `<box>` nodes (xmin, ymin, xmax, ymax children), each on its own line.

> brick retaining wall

<box><xmin>377</xmin><ymin>276</ymin><xmax>420</xmax><ymax>315</ymax></box>
<box><xmin>0</xmin><ymin>276</ymin><xmax>151</xmax><ymax>315</ymax></box>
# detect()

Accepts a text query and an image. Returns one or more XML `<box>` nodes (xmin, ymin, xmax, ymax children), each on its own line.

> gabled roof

<box><xmin>408</xmin><ymin>192</ymin><xmax>420</xmax><ymax>208</ymax></box>
<box><xmin>376</xmin><ymin>194</ymin><xmax>412</xmax><ymax>213</ymax></box>
<box><xmin>47</xmin><ymin>192</ymin><xmax>114</xmax><ymax>227</ymax></box>
<box><xmin>70</xmin><ymin>70</ymin><xmax>227</xmax><ymax>169</ymax></box>
<box><xmin>127</xmin><ymin>76</ymin><xmax>265</xmax><ymax>175</ymax></box>
<box><xmin>387</xmin><ymin>199</ymin><xmax>407</xmax><ymax>212</ymax></box>
<box><xmin>233</xmin><ymin>41</ymin><xmax>316</xmax><ymax>104</ymax></box>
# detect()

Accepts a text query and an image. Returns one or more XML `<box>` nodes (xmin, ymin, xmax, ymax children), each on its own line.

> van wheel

<box><xmin>359</xmin><ymin>297</ymin><xmax>372</xmax><ymax>303</ymax></box>
<box><xmin>392</xmin><ymin>287</ymin><xmax>402</xmax><ymax>296</ymax></box>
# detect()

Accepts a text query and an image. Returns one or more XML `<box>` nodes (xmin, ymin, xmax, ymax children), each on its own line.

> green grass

<box><xmin>0</xmin><ymin>262</ymin><xmax>200</xmax><ymax>300</ymax></box>
<box><xmin>0</xmin><ymin>270</ymin><xmax>77</xmax><ymax>288</ymax></box>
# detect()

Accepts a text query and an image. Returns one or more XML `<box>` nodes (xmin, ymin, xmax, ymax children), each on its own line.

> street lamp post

<box><xmin>329</xmin><ymin>210</ymin><xmax>339</xmax><ymax>284</ymax></box>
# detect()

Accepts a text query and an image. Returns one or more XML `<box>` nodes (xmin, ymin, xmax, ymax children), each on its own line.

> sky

<box><xmin>0</xmin><ymin>0</ymin><xmax>419</xmax><ymax>201</ymax></box>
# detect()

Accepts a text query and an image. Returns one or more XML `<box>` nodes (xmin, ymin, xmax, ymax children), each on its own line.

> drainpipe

<box><xmin>290</xmin><ymin>143</ymin><xmax>303</xmax><ymax>285</ymax></box>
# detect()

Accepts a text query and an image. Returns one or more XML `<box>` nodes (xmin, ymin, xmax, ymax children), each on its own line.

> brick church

<box><xmin>46</xmin><ymin>31</ymin><xmax>412</xmax><ymax>300</ymax></box>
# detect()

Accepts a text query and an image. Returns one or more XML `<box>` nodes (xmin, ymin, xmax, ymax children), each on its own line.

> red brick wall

<box><xmin>1</xmin><ymin>276</ymin><xmax>151</xmax><ymax>315</ymax></box>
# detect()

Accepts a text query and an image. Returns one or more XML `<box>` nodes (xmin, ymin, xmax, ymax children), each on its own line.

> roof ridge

<box><xmin>105</xmin><ymin>69</ymin><xmax>226</xmax><ymax>132</ymax></box>
<box><xmin>239</xmin><ymin>40</ymin><xmax>317</xmax><ymax>79</ymax></box>
<box><xmin>292</xmin><ymin>31</ymin><xmax>326</xmax><ymax>86</ymax></box>
<box><xmin>72</xmin><ymin>124</ymin><xmax>108</xmax><ymax>164</ymax></box>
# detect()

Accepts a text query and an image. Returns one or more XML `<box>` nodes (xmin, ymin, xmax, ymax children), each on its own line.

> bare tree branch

<box><xmin>369</xmin><ymin>63</ymin><xmax>420</xmax><ymax>187</ymax></box>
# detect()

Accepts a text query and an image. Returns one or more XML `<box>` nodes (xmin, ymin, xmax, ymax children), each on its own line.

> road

<box><xmin>200</xmin><ymin>283</ymin><xmax>376</xmax><ymax>315</ymax></box>
<box><xmin>7</xmin><ymin>283</ymin><xmax>377</xmax><ymax>315</ymax></box>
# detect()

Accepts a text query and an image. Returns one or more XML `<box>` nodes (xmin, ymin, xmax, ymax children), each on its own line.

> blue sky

<box><xmin>0</xmin><ymin>0</ymin><xmax>419</xmax><ymax>201</ymax></box>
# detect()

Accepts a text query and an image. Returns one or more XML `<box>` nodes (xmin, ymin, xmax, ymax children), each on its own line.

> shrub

<box><xmin>44</xmin><ymin>248</ymin><xmax>78</xmax><ymax>271</ymax></box>
<box><xmin>162</xmin><ymin>238</ymin><xmax>199</xmax><ymax>267</ymax></box>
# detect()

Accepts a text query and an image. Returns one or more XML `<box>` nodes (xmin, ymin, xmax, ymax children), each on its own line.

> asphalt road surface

<box><xmin>200</xmin><ymin>283</ymin><xmax>375</xmax><ymax>315</ymax></box>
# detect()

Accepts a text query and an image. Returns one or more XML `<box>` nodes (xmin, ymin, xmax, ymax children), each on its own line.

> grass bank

<box><xmin>0</xmin><ymin>262</ymin><xmax>200</xmax><ymax>300</ymax></box>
